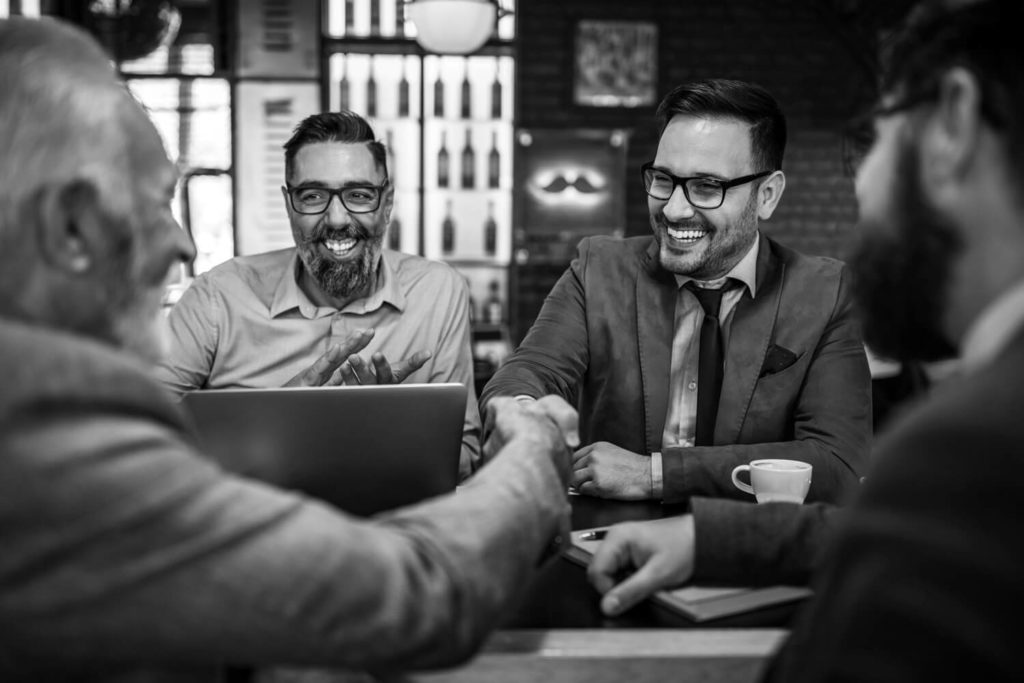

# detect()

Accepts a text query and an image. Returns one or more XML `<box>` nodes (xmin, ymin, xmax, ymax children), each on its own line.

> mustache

<box><xmin>654</xmin><ymin>212</ymin><xmax>713</xmax><ymax>233</ymax></box>
<box><xmin>301</xmin><ymin>224</ymin><xmax>371</xmax><ymax>244</ymax></box>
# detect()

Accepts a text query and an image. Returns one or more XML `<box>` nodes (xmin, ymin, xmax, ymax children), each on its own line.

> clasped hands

<box><xmin>285</xmin><ymin>328</ymin><xmax>431</xmax><ymax>387</ymax></box>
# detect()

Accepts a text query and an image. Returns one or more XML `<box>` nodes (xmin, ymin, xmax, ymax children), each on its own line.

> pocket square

<box><xmin>759</xmin><ymin>344</ymin><xmax>799</xmax><ymax>377</ymax></box>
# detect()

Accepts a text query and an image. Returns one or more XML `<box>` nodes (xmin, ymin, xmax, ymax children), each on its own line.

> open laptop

<box><xmin>181</xmin><ymin>383</ymin><xmax>467</xmax><ymax>517</ymax></box>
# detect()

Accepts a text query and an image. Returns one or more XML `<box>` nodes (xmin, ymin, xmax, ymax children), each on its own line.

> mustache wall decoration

<box><xmin>540</xmin><ymin>175</ymin><xmax>602</xmax><ymax>194</ymax></box>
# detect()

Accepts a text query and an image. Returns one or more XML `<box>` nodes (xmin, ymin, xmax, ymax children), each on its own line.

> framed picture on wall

<box><xmin>573</xmin><ymin>20</ymin><xmax>657</xmax><ymax>108</ymax></box>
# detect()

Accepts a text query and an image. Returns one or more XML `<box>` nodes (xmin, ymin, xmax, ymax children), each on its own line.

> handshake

<box><xmin>481</xmin><ymin>395</ymin><xmax>580</xmax><ymax>487</ymax></box>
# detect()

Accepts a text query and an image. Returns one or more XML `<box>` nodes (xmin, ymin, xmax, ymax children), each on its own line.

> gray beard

<box><xmin>301</xmin><ymin>237</ymin><xmax>380</xmax><ymax>301</ymax></box>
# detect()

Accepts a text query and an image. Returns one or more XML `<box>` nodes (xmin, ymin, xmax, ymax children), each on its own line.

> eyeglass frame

<box><xmin>640</xmin><ymin>162</ymin><xmax>774</xmax><ymax>210</ymax></box>
<box><xmin>284</xmin><ymin>181</ymin><xmax>390</xmax><ymax>215</ymax></box>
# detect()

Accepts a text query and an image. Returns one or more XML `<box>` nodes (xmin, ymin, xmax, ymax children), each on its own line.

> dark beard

<box><xmin>653</xmin><ymin>189</ymin><xmax>758</xmax><ymax>280</ymax></box>
<box><xmin>298</xmin><ymin>226</ymin><xmax>381</xmax><ymax>301</ymax></box>
<box><xmin>849</xmin><ymin>142</ymin><xmax>960</xmax><ymax>363</ymax></box>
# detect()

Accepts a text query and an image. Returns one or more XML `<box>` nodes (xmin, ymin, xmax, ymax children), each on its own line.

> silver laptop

<box><xmin>181</xmin><ymin>383</ymin><xmax>467</xmax><ymax>517</ymax></box>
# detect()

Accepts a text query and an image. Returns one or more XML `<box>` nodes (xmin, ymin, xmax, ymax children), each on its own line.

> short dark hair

<box><xmin>655</xmin><ymin>78</ymin><xmax>787</xmax><ymax>173</ymax></box>
<box><xmin>283</xmin><ymin>111</ymin><xmax>387</xmax><ymax>181</ymax></box>
<box><xmin>882</xmin><ymin>0</ymin><xmax>1024</xmax><ymax>184</ymax></box>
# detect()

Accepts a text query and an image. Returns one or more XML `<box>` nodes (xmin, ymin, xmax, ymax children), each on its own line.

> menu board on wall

<box><xmin>234</xmin><ymin>81</ymin><xmax>320</xmax><ymax>256</ymax></box>
<box><xmin>236</xmin><ymin>0</ymin><xmax>319</xmax><ymax>79</ymax></box>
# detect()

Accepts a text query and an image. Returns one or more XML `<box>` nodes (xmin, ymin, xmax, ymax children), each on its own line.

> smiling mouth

<box><xmin>322</xmin><ymin>237</ymin><xmax>359</xmax><ymax>257</ymax></box>
<box><xmin>666</xmin><ymin>226</ymin><xmax>709</xmax><ymax>243</ymax></box>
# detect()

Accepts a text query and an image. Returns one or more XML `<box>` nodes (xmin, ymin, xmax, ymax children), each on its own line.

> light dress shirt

<box><xmin>156</xmin><ymin>247</ymin><xmax>481</xmax><ymax>478</ymax></box>
<box><xmin>651</xmin><ymin>235</ymin><xmax>760</xmax><ymax>498</ymax></box>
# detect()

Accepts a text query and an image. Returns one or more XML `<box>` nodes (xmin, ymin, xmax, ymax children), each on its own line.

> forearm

<box><xmin>662</xmin><ymin>439</ymin><xmax>862</xmax><ymax>503</ymax></box>
<box><xmin>481</xmin><ymin>265</ymin><xmax>589</xmax><ymax>411</ymax></box>
<box><xmin>5</xmin><ymin>416</ymin><xmax>568</xmax><ymax>672</ymax></box>
<box><xmin>691</xmin><ymin>497</ymin><xmax>840</xmax><ymax>586</ymax></box>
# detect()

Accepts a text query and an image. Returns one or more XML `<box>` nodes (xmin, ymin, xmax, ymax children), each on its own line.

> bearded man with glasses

<box><xmin>483</xmin><ymin>78</ymin><xmax>872</xmax><ymax>504</ymax></box>
<box><xmin>158</xmin><ymin>111</ymin><xmax>482</xmax><ymax>479</ymax></box>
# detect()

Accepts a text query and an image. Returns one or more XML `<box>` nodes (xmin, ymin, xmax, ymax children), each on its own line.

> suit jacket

<box><xmin>766</xmin><ymin>327</ymin><xmax>1024</xmax><ymax>681</ymax></box>
<box><xmin>483</xmin><ymin>234</ymin><xmax>872</xmax><ymax>503</ymax></box>
<box><xmin>0</xmin><ymin>318</ymin><xmax>568</xmax><ymax>681</ymax></box>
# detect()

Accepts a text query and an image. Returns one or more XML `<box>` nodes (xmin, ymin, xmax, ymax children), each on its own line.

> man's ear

<box><xmin>920</xmin><ymin>67</ymin><xmax>983</xmax><ymax>190</ymax></box>
<box><xmin>756</xmin><ymin>170</ymin><xmax>786</xmax><ymax>221</ymax></box>
<box><xmin>281</xmin><ymin>184</ymin><xmax>292</xmax><ymax>215</ymax></box>
<box><xmin>35</xmin><ymin>179</ymin><xmax>107</xmax><ymax>275</ymax></box>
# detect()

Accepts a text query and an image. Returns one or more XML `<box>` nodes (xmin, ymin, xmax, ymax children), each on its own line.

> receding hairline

<box><xmin>0</xmin><ymin>18</ymin><xmax>151</xmax><ymax>208</ymax></box>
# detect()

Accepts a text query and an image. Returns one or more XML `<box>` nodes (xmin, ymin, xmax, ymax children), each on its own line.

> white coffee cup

<box><xmin>731</xmin><ymin>459</ymin><xmax>812</xmax><ymax>504</ymax></box>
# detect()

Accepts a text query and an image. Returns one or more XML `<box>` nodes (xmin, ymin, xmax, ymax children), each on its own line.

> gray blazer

<box><xmin>482</xmin><ymin>234</ymin><xmax>872</xmax><ymax>503</ymax></box>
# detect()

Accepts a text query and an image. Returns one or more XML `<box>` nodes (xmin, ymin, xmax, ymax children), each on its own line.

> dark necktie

<box><xmin>687</xmin><ymin>283</ymin><xmax>725</xmax><ymax>447</ymax></box>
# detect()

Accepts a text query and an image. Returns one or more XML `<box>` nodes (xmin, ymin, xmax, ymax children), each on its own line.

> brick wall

<box><xmin>513</xmin><ymin>0</ymin><xmax>905</xmax><ymax>259</ymax></box>
<box><xmin>509</xmin><ymin>0</ymin><xmax>908</xmax><ymax>341</ymax></box>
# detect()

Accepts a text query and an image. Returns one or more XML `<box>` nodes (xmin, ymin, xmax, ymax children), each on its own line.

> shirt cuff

<box><xmin>650</xmin><ymin>451</ymin><xmax>663</xmax><ymax>499</ymax></box>
<box><xmin>514</xmin><ymin>394</ymin><xmax>537</xmax><ymax>404</ymax></box>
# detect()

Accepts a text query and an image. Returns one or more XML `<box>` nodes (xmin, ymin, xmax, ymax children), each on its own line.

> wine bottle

<box><xmin>385</xmin><ymin>129</ymin><xmax>396</xmax><ymax>178</ymax></box>
<box><xmin>437</xmin><ymin>131</ymin><xmax>450</xmax><ymax>188</ymax></box>
<box><xmin>338</xmin><ymin>59</ymin><xmax>350</xmax><ymax>111</ymax></box>
<box><xmin>485</xmin><ymin>279</ymin><xmax>503</xmax><ymax>324</ymax></box>
<box><xmin>345</xmin><ymin>0</ymin><xmax>355</xmax><ymax>35</ymax></box>
<box><xmin>460</xmin><ymin>128</ymin><xmax>475</xmax><ymax>189</ymax></box>
<box><xmin>442</xmin><ymin>200</ymin><xmax>455</xmax><ymax>255</ymax></box>
<box><xmin>487</xmin><ymin>131</ymin><xmax>500</xmax><ymax>189</ymax></box>
<box><xmin>395</xmin><ymin>0</ymin><xmax>405</xmax><ymax>36</ymax></box>
<box><xmin>433</xmin><ymin>70</ymin><xmax>444</xmax><ymax>118</ymax></box>
<box><xmin>397</xmin><ymin>59</ymin><xmax>410</xmax><ymax>117</ymax></box>
<box><xmin>366</xmin><ymin>56</ymin><xmax>378</xmax><ymax>118</ymax></box>
<box><xmin>484</xmin><ymin>201</ymin><xmax>497</xmax><ymax>257</ymax></box>
<box><xmin>370</xmin><ymin>0</ymin><xmax>381</xmax><ymax>35</ymax></box>
<box><xmin>490</xmin><ymin>59</ymin><xmax>502</xmax><ymax>119</ymax></box>
<box><xmin>460</xmin><ymin>59</ymin><xmax>472</xmax><ymax>119</ymax></box>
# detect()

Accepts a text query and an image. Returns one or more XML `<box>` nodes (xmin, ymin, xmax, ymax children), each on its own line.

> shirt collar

<box><xmin>269</xmin><ymin>248</ymin><xmax>406</xmax><ymax>318</ymax></box>
<box><xmin>673</xmin><ymin>232</ymin><xmax>759</xmax><ymax>296</ymax></box>
<box><xmin>960</xmin><ymin>277</ymin><xmax>1024</xmax><ymax>374</ymax></box>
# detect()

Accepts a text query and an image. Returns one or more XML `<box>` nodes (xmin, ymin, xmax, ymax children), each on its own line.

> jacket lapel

<box><xmin>716</xmin><ymin>234</ymin><xmax>784</xmax><ymax>444</ymax></box>
<box><xmin>636</xmin><ymin>241</ymin><xmax>677</xmax><ymax>452</ymax></box>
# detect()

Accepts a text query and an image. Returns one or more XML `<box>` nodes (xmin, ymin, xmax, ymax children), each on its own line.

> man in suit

<box><xmin>482</xmin><ymin>79</ymin><xmax>872</xmax><ymax>504</ymax></box>
<box><xmin>591</xmin><ymin>0</ymin><xmax>1024</xmax><ymax>677</ymax></box>
<box><xmin>0</xmin><ymin>17</ymin><xmax>578</xmax><ymax>681</ymax></box>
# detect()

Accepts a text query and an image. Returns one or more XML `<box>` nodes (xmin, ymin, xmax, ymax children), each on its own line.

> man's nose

<box><xmin>325</xmin><ymin>193</ymin><xmax>353</xmax><ymax>225</ymax></box>
<box><xmin>662</xmin><ymin>184</ymin><xmax>696</xmax><ymax>221</ymax></box>
<box><xmin>172</xmin><ymin>217</ymin><xmax>197</xmax><ymax>264</ymax></box>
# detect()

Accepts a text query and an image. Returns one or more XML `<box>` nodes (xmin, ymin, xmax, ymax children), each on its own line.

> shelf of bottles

<box><xmin>325</xmin><ymin>0</ymin><xmax>517</xmax><ymax>325</ymax></box>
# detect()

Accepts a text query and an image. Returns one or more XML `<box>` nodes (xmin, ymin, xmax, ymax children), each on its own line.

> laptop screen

<box><xmin>181</xmin><ymin>383</ymin><xmax>467</xmax><ymax>516</ymax></box>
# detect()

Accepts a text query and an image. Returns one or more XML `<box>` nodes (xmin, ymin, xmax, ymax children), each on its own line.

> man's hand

<box><xmin>482</xmin><ymin>395</ymin><xmax>579</xmax><ymax>485</ymax></box>
<box><xmin>284</xmin><ymin>328</ymin><xmax>431</xmax><ymax>387</ymax></box>
<box><xmin>587</xmin><ymin>515</ymin><xmax>696</xmax><ymax>616</ymax></box>
<box><xmin>572</xmin><ymin>442</ymin><xmax>653</xmax><ymax>500</ymax></box>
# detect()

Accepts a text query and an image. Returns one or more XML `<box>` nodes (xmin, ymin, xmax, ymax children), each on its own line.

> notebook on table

<box><xmin>565</xmin><ymin>527</ymin><xmax>813</xmax><ymax>623</ymax></box>
<box><xmin>181</xmin><ymin>383</ymin><xmax>467</xmax><ymax>517</ymax></box>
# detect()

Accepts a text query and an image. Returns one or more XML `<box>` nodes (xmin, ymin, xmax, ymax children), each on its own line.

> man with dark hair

<box><xmin>483</xmin><ymin>78</ymin><xmax>871</xmax><ymax>503</ymax></box>
<box><xmin>0</xmin><ymin>16</ymin><xmax>577</xmax><ymax>680</ymax></box>
<box><xmin>157</xmin><ymin>111</ymin><xmax>483</xmax><ymax>478</ymax></box>
<box><xmin>592</xmin><ymin>0</ymin><xmax>1024</xmax><ymax>677</ymax></box>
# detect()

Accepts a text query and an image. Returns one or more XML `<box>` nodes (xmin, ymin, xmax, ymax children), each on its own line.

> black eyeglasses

<box><xmin>641</xmin><ymin>163</ymin><xmax>773</xmax><ymax>210</ymax></box>
<box><xmin>285</xmin><ymin>182</ymin><xmax>388</xmax><ymax>215</ymax></box>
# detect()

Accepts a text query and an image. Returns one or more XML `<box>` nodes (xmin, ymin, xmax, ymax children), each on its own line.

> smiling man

<box><xmin>158</xmin><ymin>112</ymin><xmax>481</xmax><ymax>478</ymax></box>
<box><xmin>482</xmin><ymin>79</ymin><xmax>871</xmax><ymax>503</ymax></box>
